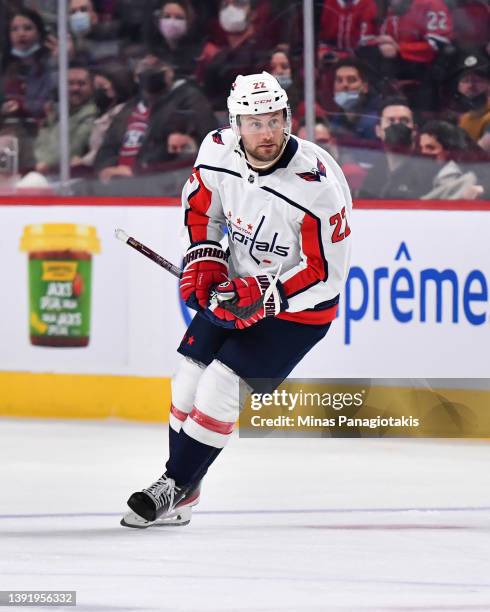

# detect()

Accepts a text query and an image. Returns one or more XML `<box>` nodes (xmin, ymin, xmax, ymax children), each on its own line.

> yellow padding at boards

<box><xmin>0</xmin><ymin>372</ymin><xmax>171</xmax><ymax>422</ymax></box>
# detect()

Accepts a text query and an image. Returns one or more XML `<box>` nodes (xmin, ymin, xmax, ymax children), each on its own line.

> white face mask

<box><xmin>219</xmin><ymin>5</ymin><xmax>248</xmax><ymax>33</ymax></box>
<box><xmin>69</xmin><ymin>11</ymin><xmax>91</xmax><ymax>35</ymax></box>
<box><xmin>275</xmin><ymin>74</ymin><xmax>292</xmax><ymax>90</ymax></box>
<box><xmin>159</xmin><ymin>17</ymin><xmax>187</xmax><ymax>41</ymax></box>
<box><xmin>11</xmin><ymin>43</ymin><xmax>41</xmax><ymax>58</ymax></box>
<box><xmin>334</xmin><ymin>90</ymin><xmax>360</xmax><ymax>110</ymax></box>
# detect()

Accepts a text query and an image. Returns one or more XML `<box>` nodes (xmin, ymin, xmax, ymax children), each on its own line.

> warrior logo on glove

<box><xmin>180</xmin><ymin>242</ymin><xmax>229</xmax><ymax>311</ymax></box>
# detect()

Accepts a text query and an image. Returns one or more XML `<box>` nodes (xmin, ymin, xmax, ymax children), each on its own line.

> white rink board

<box><xmin>0</xmin><ymin>205</ymin><xmax>489</xmax><ymax>377</ymax></box>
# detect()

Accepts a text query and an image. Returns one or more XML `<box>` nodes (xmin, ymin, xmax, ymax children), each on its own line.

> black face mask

<box><xmin>384</xmin><ymin>123</ymin><xmax>413</xmax><ymax>150</ymax></box>
<box><xmin>93</xmin><ymin>88</ymin><xmax>114</xmax><ymax>114</ymax></box>
<box><xmin>138</xmin><ymin>69</ymin><xmax>167</xmax><ymax>95</ymax></box>
<box><xmin>460</xmin><ymin>91</ymin><xmax>487</xmax><ymax>112</ymax></box>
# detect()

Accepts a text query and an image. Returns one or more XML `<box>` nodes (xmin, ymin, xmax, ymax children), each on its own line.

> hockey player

<box><xmin>121</xmin><ymin>72</ymin><xmax>352</xmax><ymax>528</ymax></box>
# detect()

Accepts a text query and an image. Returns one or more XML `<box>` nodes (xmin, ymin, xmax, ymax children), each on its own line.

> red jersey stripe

<box><xmin>282</xmin><ymin>214</ymin><xmax>327</xmax><ymax>298</ymax></box>
<box><xmin>187</xmin><ymin>169</ymin><xmax>213</xmax><ymax>243</ymax></box>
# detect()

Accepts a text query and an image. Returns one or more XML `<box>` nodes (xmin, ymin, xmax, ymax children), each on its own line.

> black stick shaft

<box><xmin>125</xmin><ymin>236</ymin><xmax>182</xmax><ymax>278</ymax></box>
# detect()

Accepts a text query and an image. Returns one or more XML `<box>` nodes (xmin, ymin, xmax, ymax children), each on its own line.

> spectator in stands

<box><xmin>265</xmin><ymin>47</ymin><xmax>328</xmax><ymax>132</ymax></box>
<box><xmin>447</xmin><ymin>52</ymin><xmax>489</xmax><ymax>114</ymax></box>
<box><xmin>0</xmin><ymin>7</ymin><xmax>60</xmax><ymax>171</ymax></box>
<box><xmin>71</xmin><ymin>64</ymin><xmax>135</xmax><ymax>170</ymax></box>
<box><xmin>297</xmin><ymin>118</ymin><xmax>339</xmax><ymax>161</ymax></box>
<box><xmin>327</xmin><ymin>58</ymin><xmax>380</xmax><ymax>143</ymax></box>
<box><xmin>68</xmin><ymin>0</ymin><xmax>120</xmax><ymax>66</ymax></box>
<box><xmin>199</xmin><ymin>0</ymin><xmax>272</xmax><ymax>111</ymax></box>
<box><xmin>359</xmin><ymin>97</ymin><xmax>432</xmax><ymax>198</ymax></box>
<box><xmin>267</xmin><ymin>47</ymin><xmax>302</xmax><ymax>114</ymax></box>
<box><xmin>317</xmin><ymin>0</ymin><xmax>378</xmax><ymax>61</ymax></box>
<box><xmin>167</xmin><ymin>129</ymin><xmax>198</xmax><ymax>157</ymax></box>
<box><xmin>418</xmin><ymin>119</ymin><xmax>483</xmax><ymax>198</ymax></box>
<box><xmin>358</xmin><ymin>0</ymin><xmax>453</xmax><ymax>111</ymax></box>
<box><xmin>455</xmin><ymin>55</ymin><xmax>490</xmax><ymax>143</ymax></box>
<box><xmin>94</xmin><ymin>54</ymin><xmax>217</xmax><ymax>183</ymax></box>
<box><xmin>1</xmin><ymin>8</ymin><xmax>54</xmax><ymax>122</ymax></box>
<box><xmin>144</xmin><ymin>0</ymin><xmax>205</xmax><ymax>79</ymax></box>
<box><xmin>34</xmin><ymin>64</ymin><xmax>97</xmax><ymax>173</ymax></box>
<box><xmin>205</xmin><ymin>0</ymin><xmax>297</xmax><ymax>56</ymax></box>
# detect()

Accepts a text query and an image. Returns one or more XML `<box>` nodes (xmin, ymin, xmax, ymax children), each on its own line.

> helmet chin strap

<box><xmin>243</xmin><ymin>136</ymin><xmax>288</xmax><ymax>171</ymax></box>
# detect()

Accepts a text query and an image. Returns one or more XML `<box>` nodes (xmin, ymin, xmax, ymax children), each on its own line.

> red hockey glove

<box><xmin>180</xmin><ymin>242</ymin><xmax>228</xmax><ymax>311</ymax></box>
<box><xmin>206</xmin><ymin>274</ymin><xmax>287</xmax><ymax>329</ymax></box>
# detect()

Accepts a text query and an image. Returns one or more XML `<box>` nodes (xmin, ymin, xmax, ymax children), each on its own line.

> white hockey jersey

<box><xmin>181</xmin><ymin>127</ymin><xmax>352</xmax><ymax>325</ymax></box>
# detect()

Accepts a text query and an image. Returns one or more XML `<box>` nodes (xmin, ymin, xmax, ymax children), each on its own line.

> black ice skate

<box><xmin>120</xmin><ymin>475</ymin><xmax>200</xmax><ymax>529</ymax></box>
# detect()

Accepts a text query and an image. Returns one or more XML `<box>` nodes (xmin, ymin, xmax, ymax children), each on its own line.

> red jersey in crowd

<box><xmin>118</xmin><ymin>102</ymin><xmax>150</xmax><ymax>169</ymax></box>
<box><xmin>319</xmin><ymin>0</ymin><xmax>378</xmax><ymax>53</ymax></box>
<box><xmin>380</xmin><ymin>0</ymin><xmax>452</xmax><ymax>63</ymax></box>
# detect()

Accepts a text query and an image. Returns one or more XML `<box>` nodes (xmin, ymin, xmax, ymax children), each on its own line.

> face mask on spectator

<box><xmin>275</xmin><ymin>75</ymin><xmax>292</xmax><ymax>90</ymax></box>
<box><xmin>11</xmin><ymin>43</ymin><xmax>41</xmax><ymax>58</ymax></box>
<box><xmin>384</xmin><ymin>123</ymin><xmax>413</xmax><ymax>149</ymax></box>
<box><xmin>139</xmin><ymin>69</ymin><xmax>167</xmax><ymax>95</ymax></box>
<box><xmin>460</xmin><ymin>91</ymin><xmax>487</xmax><ymax>111</ymax></box>
<box><xmin>93</xmin><ymin>88</ymin><xmax>114</xmax><ymax>114</ymax></box>
<box><xmin>159</xmin><ymin>17</ymin><xmax>187</xmax><ymax>41</ymax></box>
<box><xmin>334</xmin><ymin>91</ymin><xmax>360</xmax><ymax>110</ymax></box>
<box><xmin>219</xmin><ymin>5</ymin><xmax>248</xmax><ymax>33</ymax></box>
<box><xmin>70</xmin><ymin>11</ymin><xmax>91</xmax><ymax>35</ymax></box>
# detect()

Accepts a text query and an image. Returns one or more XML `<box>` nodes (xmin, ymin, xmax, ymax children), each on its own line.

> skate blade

<box><xmin>120</xmin><ymin>507</ymin><xmax>191</xmax><ymax>529</ymax></box>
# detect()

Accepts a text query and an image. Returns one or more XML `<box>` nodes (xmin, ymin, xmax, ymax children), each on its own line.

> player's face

<box><xmin>239</xmin><ymin>111</ymin><xmax>286</xmax><ymax>162</ymax></box>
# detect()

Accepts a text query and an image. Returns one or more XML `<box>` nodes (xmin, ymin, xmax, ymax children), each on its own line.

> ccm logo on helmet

<box><xmin>254</xmin><ymin>98</ymin><xmax>273</xmax><ymax>105</ymax></box>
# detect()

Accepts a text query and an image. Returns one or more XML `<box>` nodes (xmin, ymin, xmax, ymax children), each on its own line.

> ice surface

<box><xmin>1</xmin><ymin>419</ymin><xmax>490</xmax><ymax>611</ymax></box>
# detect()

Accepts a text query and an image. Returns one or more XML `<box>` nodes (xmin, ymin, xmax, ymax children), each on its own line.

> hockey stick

<box><xmin>114</xmin><ymin>228</ymin><xmax>280</xmax><ymax>318</ymax></box>
<box><xmin>115</xmin><ymin>228</ymin><xmax>182</xmax><ymax>278</ymax></box>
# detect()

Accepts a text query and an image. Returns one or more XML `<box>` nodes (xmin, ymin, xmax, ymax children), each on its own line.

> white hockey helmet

<box><xmin>227</xmin><ymin>71</ymin><xmax>291</xmax><ymax>142</ymax></box>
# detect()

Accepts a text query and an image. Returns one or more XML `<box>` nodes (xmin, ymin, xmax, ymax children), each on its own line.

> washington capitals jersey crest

<box><xmin>297</xmin><ymin>158</ymin><xmax>327</xmax><ymax>182</ymax></box>
<box><xmin>212</xmin><ymin>129</ymin><xmax>225</xmax><ymax>145</ymax></box>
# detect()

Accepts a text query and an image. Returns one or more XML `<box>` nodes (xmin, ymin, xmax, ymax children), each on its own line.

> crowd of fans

<box><xmin>0</xmin><ymin>0</ymin><xmax>488</xmax><ymax>198</ymax></box>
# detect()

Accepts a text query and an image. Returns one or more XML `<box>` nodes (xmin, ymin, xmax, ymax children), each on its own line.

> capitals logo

<box><xmin>297</xmin><ymin>158</ymin><xmax>327</xmax><ymax>182</ymax></box>
<box><xmin>212</xmin><ymin>129</ymin><xmax>225</xmax><ymax>145</ymax></box>
<box><xmin>226</xmin><ymin>214</ymin><xmax>290</xmax><ymax>265</ymax></box>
